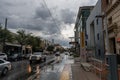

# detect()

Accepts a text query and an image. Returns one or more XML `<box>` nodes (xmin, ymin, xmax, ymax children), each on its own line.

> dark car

<box><xmin>55</xmin><ymin>52</ymin><xmax>60</xmax><ymax>56</ymax></box>
<box><xmin>69</xmin><ymin>52</ymin><xmax>73</xmax><ymax>56</ymax></box>
<box><xmin>8</xmin><ymin>53</ymin><xmax>22</xmax><ymax>61</ymax></box>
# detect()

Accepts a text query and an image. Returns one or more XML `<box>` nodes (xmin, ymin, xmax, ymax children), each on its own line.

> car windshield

<box><xmin>0</xmin><ymin>54</ymin><xmax>5</xmax><ymax>56</ymax></box>
<box><xmin>11</xmin><ymin>54</ymin><xmax>18</xmax><ymax>56</ymax></box>
<box><xmin>0</xmin><ymin>60</ymin><xmax>4</xmax><ymax>64</ymax></box>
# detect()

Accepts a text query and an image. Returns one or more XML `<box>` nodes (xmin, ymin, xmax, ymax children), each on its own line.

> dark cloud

<box><xmin>0</xmin><ymin>0</ymin><xmax>61</xmax><ymax>35</ymax></box>
<box><xmin>34</xmin><ymin>6</ymin><xmax>51</xmax><ymax>20</ymax></box>
<box><xmin>0</xmin><ymin>0</ymin><xmax>78</xmax><ymax>47</ymax></box>
<box><xmin>60</xmin><ymin>9</ymin><xmax>75</xmax><ymax>24</ymax></box>
<box><xmin>20</xmin><ymin>18</ymin><xmax>60</xmax><ymax>35</ymax></box>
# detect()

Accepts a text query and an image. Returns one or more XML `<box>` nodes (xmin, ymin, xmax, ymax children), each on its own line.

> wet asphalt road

<box><xmin>31</xmin><ymin>53</ymin><xmax>74</xmax><ymax>80</ymax></box>
<box><xmin>0</xmin><ymin>55</ymin><xmax>55</xmax><ymax>80</ymax></box>
<box><xmin>0</xmin><ymin>60</ymin><xmax>29</xmax><ymax>80</ymax></box>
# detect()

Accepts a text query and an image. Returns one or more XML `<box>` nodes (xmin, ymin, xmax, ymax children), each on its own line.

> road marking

<box><xmin>60</xmin><ymin>64</ymin><xmax>70</xmax><ymax>80</ymax></box>
<box><xmin>60</xmin><ymin>71</ymin><xmax>69</xmax><ymax>80</ymax></box>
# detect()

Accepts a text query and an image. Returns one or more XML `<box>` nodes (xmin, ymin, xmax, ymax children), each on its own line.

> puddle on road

<box><xmin>27</xmin><ymin>55</ymin><xmax>74</xmax><ymax>80</ymax></box>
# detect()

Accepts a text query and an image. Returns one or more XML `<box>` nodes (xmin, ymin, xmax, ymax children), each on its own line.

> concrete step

<box><xmin>81</xmin><ymin>62</ymin><xmax>92</xmax><ymax>72</ymax></box>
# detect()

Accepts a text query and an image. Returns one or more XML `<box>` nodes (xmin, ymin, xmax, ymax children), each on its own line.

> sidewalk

<box><xmin>71</xmin><ymin>59</ymin><xmax>100</xmax><ymax>80</ymax></box>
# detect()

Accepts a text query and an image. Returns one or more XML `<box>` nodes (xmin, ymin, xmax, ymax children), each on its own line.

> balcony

<box><xmin>106</xmin><ymin>0</ymin><xmax>120</xmax><ymax>15</ymax></box>
<box><xmin>108</xmin><ymin>23</ymin><xmax>117</xmax><ymax>33</ymax></box>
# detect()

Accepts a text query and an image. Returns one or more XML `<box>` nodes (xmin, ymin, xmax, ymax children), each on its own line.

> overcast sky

<box><xmin>0</xmin><ymin>0</ymin><xmax>98</xmax><ymax>47</ymax></box>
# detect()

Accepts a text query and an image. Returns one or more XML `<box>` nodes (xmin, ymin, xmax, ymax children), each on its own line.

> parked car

<box><xmin>8</xmin><ymin>53</ymin><xmax>22</xmax><ymax>61</ymax></box>
<box><xmin>25</xmin><ymin>53</ymin><xmax>32</xmax><ymax>59</ymax></box>
<box><xmin>55</xmin><ymin>52</ymin><xmax>60</xmax><ymax>56</ymax></box>
<box><xmin>0</xmin><ymin>59</ymin><xmax>11</xmax><ymax>76</ymax></box>
<box><xmin>65</xmin><ymin>52</ymin><xmax>69</xmax><ymax>55</ymax></box>
<box><xmin>55</xmin><ymin>52</ymin><xmax>61</xmax><ymax>63</ymax></box>
<box><xmin>0</xmin><ymin>52</ymin><xmax>7</xmax><ymax>60</ymax></box>
<box><xmin>69</xmin><ymin>52</ymin><xmax>73</xmax><ymax>56</ymax></box>
<box><xmin>29</xmin><ymin>52</ymin><xmax>46</xmax><ymax>63</ymax></box>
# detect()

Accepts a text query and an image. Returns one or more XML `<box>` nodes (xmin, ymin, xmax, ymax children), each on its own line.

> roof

<box><xmin>78</xmin><ymin>6</ymin><xmax>94</xmax><ymax>18</ymax></box>
<box><xmin>74</xmin><ymin>6</ymin><xmax>94</xmax><ymax>29</ymax></box>
<box><xmin>5</xmin><ymin>42</ymin><xmax>21</xmax><ymax>47</ymax></box>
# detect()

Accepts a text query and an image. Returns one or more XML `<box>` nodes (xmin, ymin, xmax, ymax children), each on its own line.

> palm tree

<box><xmin>15</xmin><ymin>30</ymin><xmax>28</xmax><ymax>54</ymax></box>
<box><xmin>26</xmin><ymin>35</ymin><xmax>42</xmax><ymax>52</ymax></box>
<box><xmin>16</xmin><ymin>30</ymin><xmax>27</xmax><ymax>45</ymax></box>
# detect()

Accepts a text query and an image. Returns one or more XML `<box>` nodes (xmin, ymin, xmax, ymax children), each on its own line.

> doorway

<box><xmin>109</xmin><ymin>37</ymin><xmax>116</xmax><ymax>54</ymax></box>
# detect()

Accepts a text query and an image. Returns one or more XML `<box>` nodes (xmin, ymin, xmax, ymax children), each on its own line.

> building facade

<box><xmin>74</xmin><ymin>6</ymin><xmax>93</xmax><ymax>59</ymax></box>
<box><xmin>102</xmin><ymin>0</ymin><xmax>120</xmax><ymax>54</ymax></box>
<box><xmin>74</xmin><ymin>21</ymin><xmax>80</xmax><ymax>55</ymax></box>
<box><xmin>86</xmin><ymin>0</ymin><xmax>105</xmax><ymax>60</ymax></box>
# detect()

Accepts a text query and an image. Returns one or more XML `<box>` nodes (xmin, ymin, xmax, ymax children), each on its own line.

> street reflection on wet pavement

<box><xmin>35</xmin><ymin>54</ymin><xmax>74</xmax><ymax>80</ymax></box>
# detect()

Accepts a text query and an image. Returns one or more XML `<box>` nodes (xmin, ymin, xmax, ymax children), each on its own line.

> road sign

<box><xmin>69</xmin><ymin>42</ymin><xmax>78</xmax><ymax>44</ymax></box>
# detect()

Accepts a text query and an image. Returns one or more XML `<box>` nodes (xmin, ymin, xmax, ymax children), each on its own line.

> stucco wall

<box><xmin>86</xmin><ymin>0</ymin><xmax>105</xmax><ymax>60</ymax></box>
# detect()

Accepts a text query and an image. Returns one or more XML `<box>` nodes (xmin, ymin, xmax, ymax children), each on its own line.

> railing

<box><xmin>90</xmin><ymin>58</ymin><xmax>108</xmax><ymax>80</ymax></box>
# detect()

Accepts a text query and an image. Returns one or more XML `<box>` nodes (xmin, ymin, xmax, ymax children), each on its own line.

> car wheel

<box><xmin>2</xmin><ymin>68</ymin><xmax>8</xmax><ymax>76</ymax></box>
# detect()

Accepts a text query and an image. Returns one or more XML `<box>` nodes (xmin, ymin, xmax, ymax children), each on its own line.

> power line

<box><xmin>42</xmin><ymin>0</ymin><xmax>61</xmax><ymax>34</ymax></box>
<box><xmin>42</xmin><ymin>0</ymin><xmax>66</xmax><ymax>41</ymax></box>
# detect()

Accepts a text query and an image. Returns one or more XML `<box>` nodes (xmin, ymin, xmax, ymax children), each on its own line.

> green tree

<box><xmin>29</xmin><ymin>36</ymin><xmax>42</xmax><ymax>52</ymax></box>
<box><xmin>47</xmin><ymin>45</ymin><xmax>54</xmax><ymax>51</ymax></box>
<box><xmin>0</xmin><ymin>25</ymin><xmax>14</xmax><ymax>44</ymax></box>
<box><xmin>16</xmin><ymin>30</ymin><xmax>27</xmax><ymax>45</ymax></box>
<box><xmin>16</xmin><ymin>29</ymin><xmax>44</xmax><ymax>52</ymax></box>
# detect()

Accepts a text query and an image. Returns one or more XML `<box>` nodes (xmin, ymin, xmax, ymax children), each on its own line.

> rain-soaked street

<box><xmin>27</xmin><ymin>53</ymin><xmax>74</xmax><ymax>80</ymax></box>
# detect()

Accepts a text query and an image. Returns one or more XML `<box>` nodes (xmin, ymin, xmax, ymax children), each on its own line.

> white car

<box><xmin>0</xmin><ymin>52</ymin><xmax>7</xmax><ymax>60</ymax></box>
<box><xmin>29</xmin><ymin>52</ymin><xmax>46</xmax><ymax>63</ymax></box>
<box><xmin>0</xmin><ymin>59</ymin><xmax>11</xmax><ymax>76</ymax></box>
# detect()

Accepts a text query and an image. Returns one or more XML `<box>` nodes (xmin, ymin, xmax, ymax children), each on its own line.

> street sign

<box><xmin>69</xmin><ymin>42</ymin><xmax>78</xmax><ymax>44</ymax></box>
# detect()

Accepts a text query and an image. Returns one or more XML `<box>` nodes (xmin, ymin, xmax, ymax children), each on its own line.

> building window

<box><xmin>86</xmin><ymin>34</ymin><xmax>88</xmax><ymax>39</ymax></box>
<box><xmin>97</xmin><ymin>33</ymin><xmax>99</xmax><ymax>40</ymax></box>
<box><xmin>96</xmin><ymin>18</ymin><xmax>98</xmax><ymax>25</ymax></box>
<box><xmin>108</xmin><ymin>17</ymin><xmax>112</xmax><ymax>24</ymax></box>
<box><xmin>106</xmin><ymin>0</ymin><xmax>110</xmax><ymax>5</ymax></box>
<box><xmin>85</xmin><ymin>41</ymin><xmax>87</xmax><ymax>46</ymax></box>
<box><xmin>98</xmin><ymin>49</ymin><xmax>101</xmax><ymax>56</ymax></box>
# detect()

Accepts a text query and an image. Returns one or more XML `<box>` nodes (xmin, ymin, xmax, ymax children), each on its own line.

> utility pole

<box><xmin>5</xmin><ymin>18</ymin><xmax>7</xmax><ymax>30</ymax></box>
<box><xmin>52</xmin><ymin>39</ymin><xmax>54</xmax><ymax>45</ymax></box>
<box><xmin>2</xmin><ymin>18</ymin><xmax>7</xmax><ymax>53</ymax></box>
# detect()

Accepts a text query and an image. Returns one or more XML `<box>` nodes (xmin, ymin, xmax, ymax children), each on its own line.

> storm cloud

<box><xmin>60</xmin><ymin>9</ymin><xmax>75</xmax><ymax>24</ymax></box>
<box><xmin>0</xmin><ymin>0</ymin><xmax>98</xmax><ymax>47</ymax></box>
<box><xmin>35</xmin><ymin>6</ymin><xmax>51</xmax><ymax>20</ymax></box>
